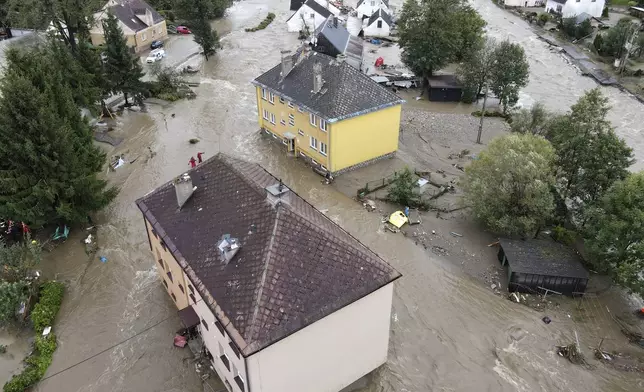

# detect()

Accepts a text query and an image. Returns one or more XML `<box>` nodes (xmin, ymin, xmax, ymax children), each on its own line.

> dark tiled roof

<box><xmin>499</xmin><ymin>238</ymin><xmax>589</xmax><ymax>279</ymax></box>
<box><xmin>428</xmin><ymin>74</ymin><xmax>462</xmax><ymax>89</ymax></box>
<box><xmin>136</xmin><ymin>154</ymin><xmax>400</xmax><ymax>356</ymax></box>
<box><xmin>286</xmin><ymin>0</ymin><xmax>332</xmax><ymax>23</ymax></box>
<box><xmin>368</xmin><ymin>8</ymin><xmax>393</xmax><ymax>27</ymax></box>
<box><xmin>108</xmin><ymin>0</ymin><xmax>164</xmax><ymax>32</ymax></box>
<box><xmin>252</xmin><ymin>50</ymin><xmax>403</xmax><ymax>121</ymax></box>
<box><xmin>314</xmin><ymin>16</ymin><xmax>363</xmax><ymax>69</ymax></box>
<box><xmin>290</xmin><ymin>0</ymin><xmax>305</xmax><ymax>11</ymax></box>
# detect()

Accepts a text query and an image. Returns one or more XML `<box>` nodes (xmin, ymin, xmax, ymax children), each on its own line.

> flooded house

<box><xmin>136</xmin><ymin>154</ymin><xmax>401</xmax><ymax>392</ymax></box>
<box><xmin>286</xmin><ymin>0</ymin><xmax>340</xmax><ymax>33</ymax></box>
<box><xmin>311</xmin><ymin>16</ymin><xmax>364</xmax><ymax>70</ymax></box>
<box><xmin>497</xmin><ymin>238</ymin><xmax>589</xmax><ymax>296</ymax></box>
<box><xmin>362</xmin><ymin>8</ymin><xmax>393</xmax><ymax>38</ymax></box>
<box><xmin>356</xmin><ymin>0</ymin><xmax>390</xmax><ymax>19</ymax></box>
<box><xmin>89</xmin><ymin>0</ymin><xmax>168</xmax><ymax>53</ymax></box>
<box><xmin>544</xmin><ymin>0</ymin><xmax>605</xmax><ymax>18</ymax></box>
<box><xmin>427</xmin><ymin>75</ymin><xmax>463</xmax><ymax>102</ymax></box>
<box><xmin>251</xmin><ymin>48</ymin><xmax>405</xmax><ymax>175</ymax></box>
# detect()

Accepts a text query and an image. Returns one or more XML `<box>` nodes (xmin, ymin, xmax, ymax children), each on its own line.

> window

<box><xmin>298</xmin><ymin>129</ymin><xmax>305</xmax><ymax>136</ymax></box>
<box><xmin>219</xmin><ymin>354</ymin><xmax>230</xmax><ymax>371</ymax></box>
<box><xmin>160</xmin><ymin>241</ymin><xmax>167</xmax><ymax>252</ymax></box>
<box><xmin>289</xmin><ymin>118</ymin><xmax>295</xmax><ymax>126</ymax></box>
<box><xmin>270</xmin><ymin>113</ymin><xmax>276</xmax><ymax>124</ymax></box>
<box><xmin>268</xmin><ymin>92</ymin><xmax>275</xmax><ymax>104</ymax></box>
<box><xmin>371</xmin><ymin>0</ymin><xmax>375</xmax><ymax>5</ymax></box>
<box><xmin>178</xmin><ymin>284</ymin><xmax>185</xmax><ymax>293</ymax></box>
<box><xmin>157</xmin><ymin>258</ymin><xmax>163</xmax><ymax>267</ymax></box>
<box><xmin>229</xmin><ymin>342</ymin><xmax>241</xmax><ymax>359</ymax></box>
<box><xmin>201</xmin><ymin>318</ymin><xmax>209</xmax><ymax>331</ymax></box>
<box><xmin>321</xmin><ymin>165</ymin><xmax>327</xmax><ymax>171</ymax></box>
<box><xmin>309</xmin><ymin>113</ymin><xmax>317</xmax><ymax>127</ymax></box>
<box><xmin>261</xmin><ymin>88</ymin><xmax>267</xmax><ymax>100</ymax></box>
<box><xmin>279</xmin><ymin>97</ymin><xmax>285</xmax><ymax>104</ymax></box>
<box><xmin>309</xmin><ymin>136</ymin><xmax>317</xmax><ymax>150</ymax></box>
<box><xmin>319</xmin><ymin>118</ymin><xmax>327</xmax><ymax>131</ymax></box>
<box><xmin>298</xmin><ymin>106</ymin><xmax>304</xmax><ymax>113</ymax></box>
<box><xmin>320</xmin><ymin>142</ymin><xmax>327</xmax><ymax>156</ymax></box>
<box><xmin>167</xmin><ymin>271</ymin><xmax>173</xmax><ymax>282</ymax></box>
<box><xmin>280</xmin><ymin>119</ymin><xmax>286</xmax><ymax>125</ymax></box>
<box><xmin>190</xmin><ymin>293</ymin><xmax>196</xmax><ymax>303</ymax></box>
<box><xmin>215</xmin><ymin>320</ymin><xmax>226</xmax><ymax>336</ymax></box>
<box><xmin>310</xmin><ymin>12</ymin><xmax>315</xmax><ymax>18</ymax></box>
<box><xmin>377</xmin><ymin>20</ymin><xmax>382</xmax><ymax>28</ymax></box>
<box><xmin>188</xmin><ymin>284</ymin><xmax>194</xmax><ymax>294</ymax></box>
<box><xmin>288</xmin><ymin>101</ymin><xmax>294</xmax><ymax>108</ymax></box>
<box><xmin>162</xmin><ymin>279</ymin><xmax>168</xmax><ymax>288</ymax></box>
<box><xmin>234</xmin><ymin>374</ymin><xmax>245</xmax><ymax>391</ymax></box>
<box><xmin>171</xmin><ymin>292</ymin><xmax>176</xmax><ymax>302</ymax></box>
<box><xmin>141</xmin><ymin>32</ymin><xmax>147</xmax><ymax>41</ymax></box>
<box><xmin>262</xmin><ymin>109</ymin><xmax>269</xmax><ymax>120</ymax></box>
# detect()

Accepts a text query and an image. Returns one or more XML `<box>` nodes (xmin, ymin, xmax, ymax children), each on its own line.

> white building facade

<box><xmin>362</xmin><ymin>9</ymin><xmax>392</xmax><ymax>38</ymax></box>
<box><xmin>356</xmin><ymin>0</ymin><xmax>390</xmax><ymax>19</ymax></box>
<box><xmin>545</xmin><ymin>0</ymin><xmax>605</xmax><ymax>18</ymax></box>
<box><xmin>286</xmin><ymin>0</ymin><xmax>340</xmax><ymax>33</ymax></box>
<box><xmin>502</xmin><ymin>0</ymin><xmax>545</xmax><ymax>7</ymax></box>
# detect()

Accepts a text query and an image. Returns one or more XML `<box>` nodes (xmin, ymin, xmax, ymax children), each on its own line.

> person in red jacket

<box><xmin>189</xmin><ymin>157</ymin><xmax>197</xmax><ymax>168</ymax></box>
<box><xmin>197</xmin><ymin>152</ymin><xmax>205</xmax><ymax>163</ymax></box>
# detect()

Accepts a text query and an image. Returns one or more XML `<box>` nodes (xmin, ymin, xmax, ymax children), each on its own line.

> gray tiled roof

<box><xmin>287</xmin><ymin>0</ymin><xmax>332</xmax><ymax>23</ymax></box>
<box><xmin>499</xmin><ymin>238</ymin><xmax>589</xmax><ymax>279</ymax></box>
<box><xmin>108</xmin><ymin>0</ymin><xmax>164</xmax><ymax>32</ymax></box>
<box><xmin>368</xmin><ymin>8</ymin><xmax>393</xmax><ymax>27</ymax></box>
<box><xmin>136</xmin><ymin>154</ymin><xmax>401</xmax><ymax>356</ymax></box>
<box><xmin>314</xmin><ymin>16</ymin><xmax>363</xmax><ymax>69</ymax></box>
<box><xmin>252</xmin><ymin>50</ymin><xmax>403</xmax><ymax>121</ymax></box>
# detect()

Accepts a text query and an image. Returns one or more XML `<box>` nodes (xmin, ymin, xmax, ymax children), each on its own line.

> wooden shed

<box><xmin>427</xmin><ymin>75</ymin><xmax>463</xmax><ymax>102</ymax></box>
<box><xmin>498</xmin><ymin>238</ymin><xmax>589</xmax><ymax>296</ymax></box>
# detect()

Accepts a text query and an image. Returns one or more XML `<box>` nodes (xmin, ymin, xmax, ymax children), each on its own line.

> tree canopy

<box><xmin>584</xmin><ymin>173</ymin><xmax>644</xmax><ymax>296</ymax></box>
<box><xmin>509</xmin><ymin>102</ymin><xmax>551</xmax><ymax>136</ymax></box>
<box><xmin>0</xmin><ymin>46</ymin><xmax>116</xmax><ymax>225</ymax></box>
<box><xmin>462</xmin><ymin>134</ymin><xmax>555</xmax><ymax>237</ymax></box>
<box><xmin>597</xmin><ymin>17</ymin><xmax>638</xmax><ymax>59</ymax></box>
<box><xmin>458</xmin><ymin>38</ymin><xmax>497</xmax><ymax>103</ymax></box>
<box><xmin>176</xmin><ymin>0</ymin><xmax>220</xmax><ymax>61</ymax></box>
<box><xmin>488</xmin><ymin>40</ymin><xmax>529</xmax><ymax>114</ymax></box>
<box><xmin>548</xmin><ymin>89</ymin><xmax>633</xmax><ymax>220</ymax></box>
<box><xmin>102</xmin><ymin>11</ymin><xmax>145</xmax><ymax>105</ymax></box>
<box><xmin>397</xmin><ymin>0</ymin><xmax>485</xmax><ymax>79</ymax></box>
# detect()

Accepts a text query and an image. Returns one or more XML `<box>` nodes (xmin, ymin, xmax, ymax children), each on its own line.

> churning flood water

<box><xmin>15</xmin><ymin>1</ymin><xmax>643</xmax><ymax>391</ymax></box>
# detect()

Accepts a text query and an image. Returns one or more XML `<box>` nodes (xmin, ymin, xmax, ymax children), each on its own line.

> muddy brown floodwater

<box><xmin>27</xmin><ymin>1</ymin><xmax>643</xmax><ymax>392</ymax></box>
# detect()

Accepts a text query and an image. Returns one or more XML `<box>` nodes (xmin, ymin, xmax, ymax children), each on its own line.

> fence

<box><xmin>358</xmin><ymin>170</ymin><xmax>400</xmax><ymax>197</ymax></box>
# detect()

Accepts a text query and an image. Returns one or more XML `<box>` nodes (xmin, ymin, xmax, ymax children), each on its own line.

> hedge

<box><xmin>3</xmin><ymin>281</ymin><xmax>64</xmax><ymax>392</ymax></box>
<box><xmin>245</xmin><ymin>13</ymin><xmax>275</xmax><ymax>32</ymax></box>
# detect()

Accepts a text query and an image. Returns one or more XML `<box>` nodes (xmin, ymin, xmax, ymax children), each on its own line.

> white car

<box><xmin>146</xmin><ymin>49</ymin><xmax>166</xmax><ymax>63</ymax></box>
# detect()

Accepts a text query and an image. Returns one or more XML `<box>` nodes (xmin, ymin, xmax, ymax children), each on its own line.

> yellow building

<box><xmin>251</xmin><ymin>49</ymin><xmax>404</xmax><ymax>175</ymax></box>
<box><xmin>89</xmin><ymin>0</ymin><xmax>167</xmax><ymax>53</ymax></box>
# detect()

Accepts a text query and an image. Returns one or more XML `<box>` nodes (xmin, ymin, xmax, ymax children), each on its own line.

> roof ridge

<box><xmin>247</xmin><ymin>205</ymin><xmax>283</xmax><ymax>341</ymax></box>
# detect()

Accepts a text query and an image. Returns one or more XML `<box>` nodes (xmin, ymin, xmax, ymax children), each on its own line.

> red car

<box><xmin>176</xmin><ymin>26</ymin><xmax>191</xmax><ymax>34</ymax></box>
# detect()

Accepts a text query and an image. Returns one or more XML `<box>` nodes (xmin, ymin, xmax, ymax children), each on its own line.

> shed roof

<box><xmin>252</xmin><ymin>50</ymin><xmax>403</xmax><ymax>122</ymax></box>
<box><xmin>499</xmin><ymin>238</ymin><xmax>589</xmax><ymax>279</ymax></box>
<box><xmin>427</xmin><ymin>74</ymin><xmax>462</xmax><ymax>89</ymax></box>
<box><xmin>136</xmin><ymin>154</ymin><xmax>401</xmax><ymax>356</ymax></box>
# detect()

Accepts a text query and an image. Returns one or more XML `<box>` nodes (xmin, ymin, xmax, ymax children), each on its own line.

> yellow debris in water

<box><xmin>388</xmin><ymin>211</ymin><xmax>408</xmax><ymax>229</ymax></box>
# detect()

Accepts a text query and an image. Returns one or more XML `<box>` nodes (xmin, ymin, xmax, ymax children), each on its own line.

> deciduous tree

<box><xmin>398</xmin><ymin>0</ymin><xmax>485</xmax><ymax>81</ymax></box>
<box><xmin>489</xmin><ymin>40</ymin><xmax>529</xmax><ymax>114</ymax></box>
<box><xmin>458</xmin><ymin>38</ymin><xmax>497</xmax><ymax>102</ymax></box>
<box><xmin>0</xmin><ymin>47</ymin><xmax>116</xmax><ymax>225</ymax></box>
<box><xmin>548</xmin><ymin>89</ymin><xmax>633</xmax><ymax>220</ymax></box>
<box><xmin>102</xmin><ymin>12</ymin><xmax>145</xmax><ymax>105</ymax></box>
<box><xmin>509</xmin><ymin>102</ymin><xmax>551</xmax><ymax>136</ymax></box>
<box><xmin>584</xmin><ymin>173</ymin><xmax>644</xmax><ymax>296</ymax></box>
<box><xmin>462</xmin><ymin>134</ymin><xmax>555</xmax><ymax>237</ymax></box>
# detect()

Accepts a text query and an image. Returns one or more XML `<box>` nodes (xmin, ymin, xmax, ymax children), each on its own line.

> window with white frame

<box><xmin>261</xmin><ymin>88</ymin><xmax>267</xmax><ymax>100</ymax></box>
<box><xmin>298</xmin><ymin>129</ymin><xmax>305</xmax><ymax>136</ymax></box>
<box><xmin>289</xmin><ymin>113</ymin><xmax>295</xmax><ymax>126</ymax></box>
<box><xmin>288</xmin><ymin>101</ymin><xmax>294</xmax><ymax>108</ymax></box>
<box><xmin>141</xmin><ymin>32</ymin><xmax>147</xmax><ymax>41</ymax></box>
<box><xmin>320</xmin><ymin>142</ymin><xmax>327</xmax><ymax>156</ymax></box>
<box><xmin>319</xmin><ymin>118</ymin><xmax>327</xmax><ymax>131</ymax></box>
<box><xmin>270</xmin><ymin>113</ymin><xmax>276</xmax><ymax>124</ymax></box>
<box><xmin>233</xmin><ymin>364</ymin><xmax>246</xmax><ymax>391</ymax></box>
<box><xmin>310</xmin><ymin>136</ymin><xmax>317</xmax><ymax>150</ymax></box>
<box><xmin>280</xmin><ymin>119</ymin><xmax>286</xmax><ymax>125</ymax></box>
<box><xmin>268</xmin><ymin>92</ymin><xmax>275</xmax><ymax>104</ymax></box>
<box><xmin>262</xmin><ymin>109</ymin><xmax>269</xmax><ymax>120</ymax></box>
<box><xmin>298</xmin><ymin>106</ymin><xmax>304</xmax><ymax>113</ymax></box>
<box><xmin>309</xmin><ymin>113</ymin><xmax>317</xmax><ymax>127</ymax></box>
<box><xmin>279</xmin><ymin>97</ymin><xmax>285</xmax><ymax>104</ymax></box>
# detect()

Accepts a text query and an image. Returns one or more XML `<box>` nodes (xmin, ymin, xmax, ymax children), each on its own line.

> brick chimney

<box><xmin>312</xmin><ymin>60</ymin><xmax>323</xmax><ymax>94</ymax></box>
<box><xmin>280</xmin><ymin>50</ymin><xmax>293</xmax><ymax>80</ymax></box>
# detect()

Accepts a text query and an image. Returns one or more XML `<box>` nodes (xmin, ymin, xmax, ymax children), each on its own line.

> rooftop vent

<box><xmin>217</xmin><ymin>234</ymin><xmax>241</xmax><ymax>264</ymax></box>
<box><xmin>174</xmin><ymin>173</ymin><xmax>197</xmax><ymax>210</ymax></box>
<box><xmin>265</xmin><ymin>180</ymin><xmax>290</xmax><ymax>206</ymax></box>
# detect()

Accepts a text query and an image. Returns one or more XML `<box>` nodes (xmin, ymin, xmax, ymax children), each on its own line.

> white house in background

<box><xmin>545</xmin><ymin>0</ymin><xmax>605</xmax><ymax>18</ymax></box>
<box><xmin>356</xmin><ymin>0</ymin><xmax>390</xmax><ymax>19</ymax></box>
<box><xmin>136</xmin><ymin>154</ymin><xmax>401</xmax><ymax>392</ymax></box>
<box><xmin>502</xmin><ymin>0</ymin><xmax>545</xmax><ymax>7</ymax></box>
<box><xmin>286</xmin><ymin>0</ymin><xmax>340</xmax><ymax>33</ymax></box>
<box><xmin>362</xmin><ymin>9</ymin><xmax>392</xmax><ymax>38</ymax></box>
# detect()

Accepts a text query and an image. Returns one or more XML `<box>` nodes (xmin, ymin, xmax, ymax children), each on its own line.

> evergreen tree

<box><xmin>102</xmin><ymin>12</ymin><xmax>145</xmax><ymax>105</ymax></box>
<box><xmin>0</xmin><ymin>47</ymin><xmax>117</xmax><ymax>226</ymax></box>
<box><xmin>176</xmin><ymin>0</ymin><xmax>220</xmax><ymax>61</ymax></box>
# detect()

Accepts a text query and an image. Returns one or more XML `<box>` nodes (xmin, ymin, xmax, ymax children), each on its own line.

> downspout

<box><xmin>143</xmin><ymin>215</ymin><xmax>153</xmax><ymax>251</ymax></box>
<box><xmin>328</xmin><ymin>123</ymin><xmax>332</xmax><ymax>172</ymax></box>
<box><xmin>244</xmin><ymin>355</ymin><xmax>252</xmax><ymax>392</ymax></box>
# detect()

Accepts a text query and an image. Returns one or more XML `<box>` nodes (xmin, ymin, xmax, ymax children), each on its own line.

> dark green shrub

<box><xmin>551</xmin><ymin>225</ymin><xmax>576</xmax><ymax>245</ymax></box>
<box><xmin>30</xmin><ymin>281</ymin><xmax>64</xmax><ymax>333</ymax></box>
<box><xmin>245</xmin><ymin>13</ymin><xmax>276</xmax><ymax>32</ymax></box>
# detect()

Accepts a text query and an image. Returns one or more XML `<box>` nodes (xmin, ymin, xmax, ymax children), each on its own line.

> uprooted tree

<box><xmin>584</xmin><ymin>172</ymin><xmax>644</xmax><ymax>297</ymax></box>
<box><xmin>462</xmin><ymin>134</ymin><xmax>556</xmax><ymax>237</ymax></box>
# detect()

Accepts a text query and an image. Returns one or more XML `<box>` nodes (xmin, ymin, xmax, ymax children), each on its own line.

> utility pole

<box><xmin>476</xmin><ymin>84</ymin><xmax>489</xmax><ymax>144</ymax></box>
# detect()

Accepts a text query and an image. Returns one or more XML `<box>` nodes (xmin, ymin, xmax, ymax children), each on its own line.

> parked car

<box><xmin>146</xmin><ymin>49</ymin><xmax>166</xmax><ymax>63</ymax></box>
<box><xmin>150</xmin><ymin>40</ymin><xmax>163</xmax><ymax>50</ymax></box>
<box><xmin>176</xmin><ymin>26</ymin><xmax>191</xmax><ymax>34</ymax></box>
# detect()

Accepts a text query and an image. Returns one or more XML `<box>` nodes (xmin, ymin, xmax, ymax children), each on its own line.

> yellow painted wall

<box><xmin>255</xmin><ymin>86</ymin><xmax>330</xmax><ymax>168</ymax></box>
<box><xmin>144</xmin><ymin>218</ymin><xmax>190</xmax><ymax>310</ymax></box>
<box><xmin>91</xmin><ymin>21</ymin><xmax>167</xmax><ymax>53</ymax></box>
<box><xmin>330</xmin><ymin>105</ymin><xmax>401</xmax><ymax>172</ymax></box>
